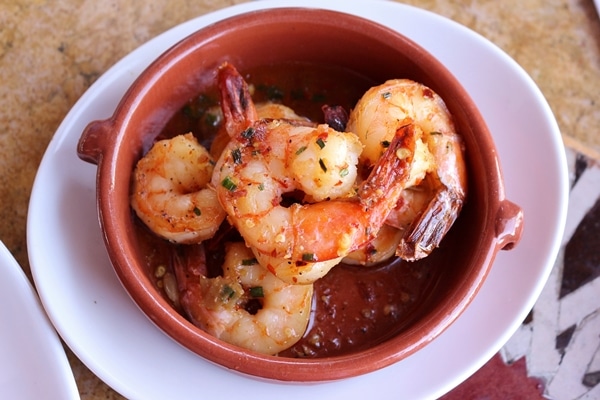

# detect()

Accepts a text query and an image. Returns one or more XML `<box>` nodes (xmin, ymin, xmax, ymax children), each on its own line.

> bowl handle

<box><xmin>495</xmin><ymin>199</ymin><xmax>524</xmax><ymax>250</ymax></box>
<box><xmin>77</xmin><ymin>119</ymin><xmax>113</xmax><ymax>165</ymax></box>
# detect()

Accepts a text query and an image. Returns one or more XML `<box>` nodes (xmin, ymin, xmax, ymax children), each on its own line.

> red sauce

<box><xmin>133</xmin><ymin>62</ymin><xmax>443</xmax><ymax>358</ymax></box>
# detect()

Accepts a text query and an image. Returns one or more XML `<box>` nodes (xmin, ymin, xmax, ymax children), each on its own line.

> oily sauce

<box><xmin>133</xmin><ymin>62</ymin><xmax>440</xmax><ymax>358</ymax></box>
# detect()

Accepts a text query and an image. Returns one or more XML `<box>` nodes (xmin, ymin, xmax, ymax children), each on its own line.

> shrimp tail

<box><xmin>360</xmin><ymin>123</ymin><xmax>416</xmax><ymax>230</ymax></box>
<box><xmin>397</xmin><ymin>188</ymin><xmax>464</xmax><ymax>261</ymax></box>
<box><xmin>218</xmin><ymin>62</ymin><xmax>258</xmax><ymax>137</ymax></box>
<box><xmin>173</xmin><ymin>244</ymin><xmax>209</xmax><ymax>328</ymax></box>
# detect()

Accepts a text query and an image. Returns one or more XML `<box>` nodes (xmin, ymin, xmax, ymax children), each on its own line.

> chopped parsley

<box><xmin>221</xmin><ymin>176</ymin><xmax>237</xmax><ymax>191</ymax></box>
<box><xmin>319</xmin><ymin>158</ymin><xmax>327</xmax><ymax>172</ymax></box>
<box><xmin>302</xmin><ymin>253</ymin><xmax>317</xmax><ymax>262</ymax></box>
<box><xmin>231</xmin><ymin>148</ymin><xmax>242</xmax><ymax>164</ymax></box>
<box><xmin>221</xmin><ymin>284</ymin><xmax>236</xmax><ymax>301</ymax></box>
<box><xmin>249</xmin><ymin>286</ymin><xmax>264</xmax><ymax>298</ymax></box>
<box><xmin>295</xmin><ymin>146</ymin><xmax>307</xmax><ymax>155</ymax></box>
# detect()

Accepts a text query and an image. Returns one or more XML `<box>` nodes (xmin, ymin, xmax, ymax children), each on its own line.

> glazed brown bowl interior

<box><xmin>77</xmin><ymin>8</ymin><xmax>523</xmax><ymax>382</ymax></box>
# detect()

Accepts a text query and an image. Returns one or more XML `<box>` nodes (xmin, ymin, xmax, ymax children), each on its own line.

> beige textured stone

<box><xmin>1</xmin><ymin>0</ymin><xmax>599</xmax><ymax>397</ymax></box>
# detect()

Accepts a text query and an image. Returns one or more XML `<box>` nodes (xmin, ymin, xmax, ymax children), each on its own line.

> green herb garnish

<box><xmin>232</xmin><ymin>148</ymin><xmax>242</xmax><ymax>164</ymax></box>
<box><xmin>302</xmin><ymin>253</ymin><xmax>316</xmax><ymax>262</ymax></box>
<box><xmin>319</xmin><ymin>158</ymin><xmax>327</xmax><ymax>172</ymax></box>
<box><xmin>221</xmin><ymin>284</ymin><xmax>236</xmax><ymax>300</ymax></box>
<box><xmin>221</xmin><ymin>176</ymin><xmax>237</xmax><ymax>191</ymax></box>
<box><xmin>249</xmin><ymin>286</ymin><xmax>264</xmax><ymax>298</ymax></box>
<box><xmin>295</xmin><ymin>145</ymin><xmax>307</xmax><ymax>155</ymax></box>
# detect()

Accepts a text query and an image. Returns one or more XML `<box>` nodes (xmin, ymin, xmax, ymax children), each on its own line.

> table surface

<box><xmin>1</xmin><ymin>1</ymin><xmax>599</xmax><ymax>398</ymax></box>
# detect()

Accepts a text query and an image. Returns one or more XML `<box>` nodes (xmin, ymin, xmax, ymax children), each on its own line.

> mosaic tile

<box><xmin>447</xmin><ymin>148</ymin><xmax>600</xmax><ymax>399</ymax></box>
<box><xmin>562</xmin><ymin>197</ymin><xmax>600</xmax><ymax>298</ymax></box>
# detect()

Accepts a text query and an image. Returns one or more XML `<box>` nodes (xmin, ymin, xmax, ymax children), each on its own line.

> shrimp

<box><xmin>244</xmin><ymin>118</ymin><xmax>361</xmax><ymax>283</ymax></box>
<box><xmin>174</xmin><ymin>241</ymin><xmax>313</xmax><ymax>355</ymax></box>
<box><xmin>347</xmin><ymin>79</ymin><xmax>467</xmax><ymax>261</ymax></box>
<box><xmin>131</xmin><ymin>133</ymin><xmax>226</xmax><ymax>244</ymax></box>
<box><xmin>212</xmin><ymin>118</ymin><xmax>419</xmax><ymax>263</ymax></box>
<box><xmin>212</xmin><ymin>63</ymin><xmax>419</xmax><ymax>266</ymax></box>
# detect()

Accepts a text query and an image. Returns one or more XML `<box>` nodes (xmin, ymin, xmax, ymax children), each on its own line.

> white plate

<box><xmin>0</xmin><ymin>241</ymin><xmax>79</xmax><ymax>399</ymax></box>
<box><xmin>27</xmin><ymin>0</ymin><xmax>568</xmax><ymax>399</ymax></box>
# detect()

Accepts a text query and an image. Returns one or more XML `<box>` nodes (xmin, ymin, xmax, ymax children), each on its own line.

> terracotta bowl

<box><xmin>77</xmin><ymin>8</ymin><xmax>523</xmax><ymax>382</ymax></box>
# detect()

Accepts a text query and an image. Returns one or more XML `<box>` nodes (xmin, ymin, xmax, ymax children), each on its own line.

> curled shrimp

<box><xmin>240</xmin><ymin>110</ymin><xmax>359</xmax><ymax>283</ymax></box>
<box><xmin>347</xmin><ymin>79</ymin><xmax>468</xmax><ymax>261</ymax></box>
<box><xmin>212</xmin><ymin>118</ymin><xmax>418</xmax><ymax>264</ymax></box>
<box><xmin>174</xmin><ymin>241</ymin><xmax>313</xmax><ymax>355</ymax></box>
<box><xmin>212</xmin><ymin>63</ymin><xmax>419</xmax><ymax>268</ymax></box>
<box><xmin>131</xmin><ymin>133</ymin><xmax>227</xmax><ymax>244</ymax></box>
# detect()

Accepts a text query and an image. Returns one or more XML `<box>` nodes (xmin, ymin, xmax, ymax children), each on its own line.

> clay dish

<box><xmin>77</xmin><ymin>8</ymin><xmax>523</xmax><ymax>382</ymax></box>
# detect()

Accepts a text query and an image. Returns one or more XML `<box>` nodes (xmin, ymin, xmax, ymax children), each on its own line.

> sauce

<box><xmin>133</xmin><ymin>62</ymin><xmax>442</xmax><ymax>358</ymax></box>
<box><xmin>281</xmin><ymin>259</ymin><xmax>436</xmax><ymax>357</ymax></box>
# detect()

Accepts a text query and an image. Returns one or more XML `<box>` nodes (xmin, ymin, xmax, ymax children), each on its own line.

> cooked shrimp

<box><xmin>174</xmin><ymin>241</ymin><xmax>313</xmax><ymax>355</ymax></box>
<box><xmin>250</xmin><ymin>127</ymin><xmax>355</xmax><ymax>281</ymax></box>
<box><xmin>347</xmin><ymin>79</ymin><xmax>467</xmax><ymax>261</ymax></box>
<box><xmin>131</xmin><ymin>133</ymin><xmax>226</xmax><ymax>244</ymax></box>
<box><xmin>212</xmin><ymin>119</ymin><xmax>419</xmax><ymax>263</ymax></box>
